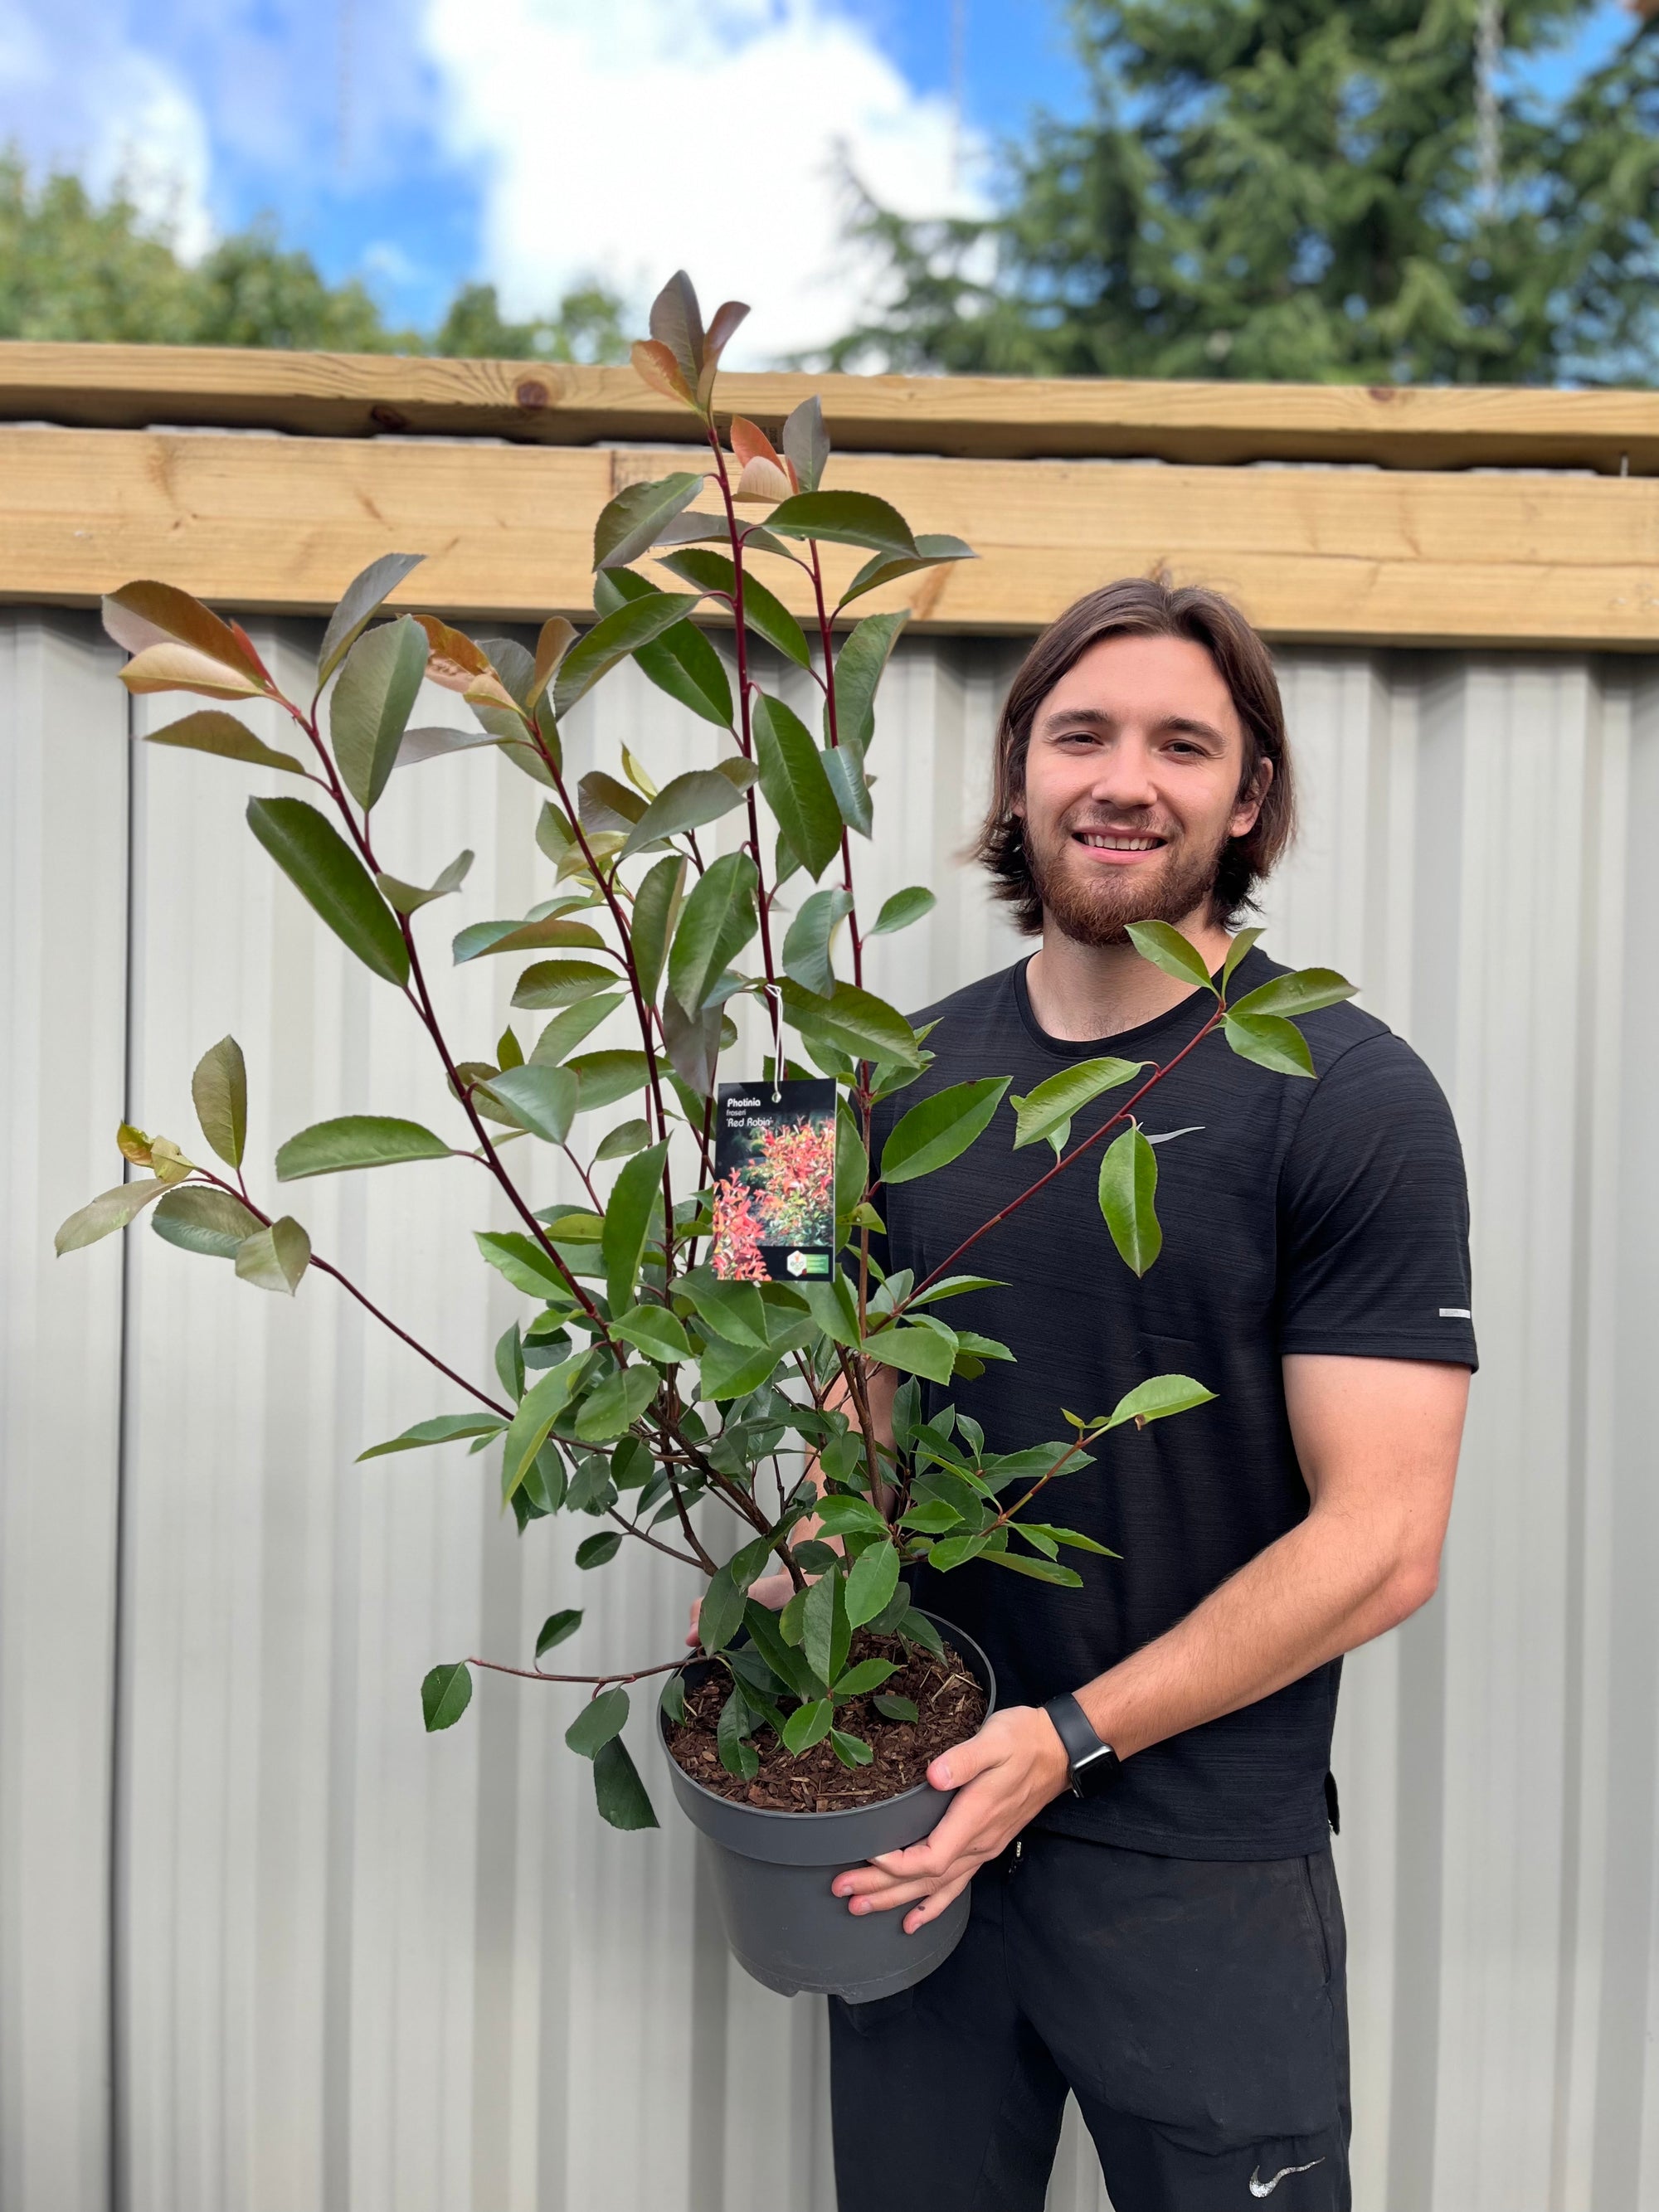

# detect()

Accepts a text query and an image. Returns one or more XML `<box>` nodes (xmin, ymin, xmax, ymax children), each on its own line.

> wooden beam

<box><xmin>6</xmin><ymin>342</ymin><xmax>1659</xmax><ymax>474</ymax></box>
<box><xmin>4</xmin><ymin>425</ymin><xmax>1658</xmax><ymax>649</ymax></box>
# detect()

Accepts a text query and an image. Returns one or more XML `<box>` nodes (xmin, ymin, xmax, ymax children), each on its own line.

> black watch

<box><xmin>1043</xmin><ymin>1692</ymin><xmax>1121</xmax><ymax>1800</ymax></box>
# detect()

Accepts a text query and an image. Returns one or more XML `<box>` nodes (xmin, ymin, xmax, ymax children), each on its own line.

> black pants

<box><xmin>829</xmin><ymin>1831</ymin><xmax>1350</xmax><ymax>2212</ymax></box>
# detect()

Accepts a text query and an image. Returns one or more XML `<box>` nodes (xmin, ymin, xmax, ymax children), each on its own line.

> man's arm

<box><xmin>832</xmin><ymin>1353</ymin><xmax>1470</xmax><ymax>1932</ymax></box>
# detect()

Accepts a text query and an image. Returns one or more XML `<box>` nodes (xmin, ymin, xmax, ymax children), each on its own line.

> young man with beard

<box><xmin>822</xmin><ymin>581</ymin><xmax>1476</xmax><ymax>2212</ymax></box>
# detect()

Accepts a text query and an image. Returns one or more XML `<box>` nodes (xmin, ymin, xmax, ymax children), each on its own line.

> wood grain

<box><xmin>6</xmin><ymin>426</ymin><xmax>1659</xmax><ymax>648</ymax></box>
<box><xmin>6</xmin><ymin>341</ymin><xmax>1659</xmax><ymax>473</ymax></box>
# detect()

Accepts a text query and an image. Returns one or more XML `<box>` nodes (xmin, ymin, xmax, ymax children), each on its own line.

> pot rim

<box><xmin>659</xmin><ymin>1607</ymin><xmax>995</xmax><ymax>1830</ymax></box>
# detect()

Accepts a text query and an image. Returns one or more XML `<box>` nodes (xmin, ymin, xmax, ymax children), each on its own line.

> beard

<box><xmin>1023</xmin><ymin>808</ymin><xmax>1229</xmax><ymax>948</ymax></box>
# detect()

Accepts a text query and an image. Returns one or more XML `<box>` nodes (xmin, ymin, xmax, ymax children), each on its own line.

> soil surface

<box><xmin>666</xmin><ymin>1630</ymin><xmax>987</xmax><ymax>1812</ymax></box>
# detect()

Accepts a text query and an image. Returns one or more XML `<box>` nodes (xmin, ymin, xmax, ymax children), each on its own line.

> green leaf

<box><xmin>358</xmin><ymin>1413</ymin><xmax>506</xmax><ymax>1461</ymax></box>
<box><xmin>835</xmin><ymin>1102</ymin><xmax>868</xmax><ymax>1228</ymax></box>
<box><xmin>478</xmin><ymin>1063</ymin><xmax>579</xmax><ymax>1145</ymax></box>
<box><xmin>781</xmin><ymin>980</ymin><xmax>919</xmax><ymax>1069</ymax></box>
<box><xmin>593</xmin><ymin>473</ymin><xmax>704</xmax><ymax>571</ymax></box>
<box><xmin>592</xmin><ymin>567</ymin><xmax>734</xmax><ymax>729</ymax></box>
<box><xmin>568</xmin><ymin>1051</ymin><xmax>652</xmax><ymax>1112</ymax></box>
<box><xmin>329</xmin><ymin>615</ymin><xmax>428</xmax><ymax>810</ymax></box>
<box><xmin>822</xmin><ymin>744</ymin><xmax>873</xmax><ymax>840</ymax></box>
<box><xmin>844</xmin><ymin>1540</ymin><xmax>900</xmax><ymax>1629</ymax></box>
<box><xmin>603</xmin><ymin>1140</ymin><xmax>670</xmax><ymax>1315</ymax></box>
<box><xmin>752</xmin><ymin>694</ymin><xmax>843</xmax><ymax>881</ymax></box>
<box><xmin>421</xmin><ymin>1660</ymin><xmax>472</xmax><ymax>1732</ymax></box>
<box><xmin>592</xmin><ymin>1735</ymin><xmax>658</xmax><ymax>1829</ymax></box>
<box><xmin>574</xmin><ymin>1364</ymin><xmax>658</xmax><ymax>1443</ymax></box>
<box><xmin>1222</xmin><ymin>1010</ymin><xmax>1316</xmax><ymax>1078</ymax></box>
<box><xmin>868</xmin><ymin>885</ymin><xmax>935</xmax><ymax>937</ymax></box>
<box><xmin>528</xmin><ymin>993</ymin><xmax>625</xmax><ymax>1068</ymax></box>
<box><xmin>873</xmin><ymin>1693</ymin><xmax>918</xmax><ymax>1723</ymax></box>
<box><xmin>552</xmin><ymin>593</ymin><xmax>704</xmax><ymax>720</ymax></box>
<box><xmin>828</xmin><ymin>612</ymin><xmax>907</xmax><ymax>753</ymax></box>
<box><xmin>275</xmin><ymin>1115</ymin><xmax>450</xmax><ymax>1179</ymax></box>
<box><xmin>151</xmin><ymin>1184</ymin><xmax>262</xmax><ymax>1258</ymax></box>
<box><xmin>318</xmin><ymin>552</ymin><xmax>425</xmax><ymax>685</ymax></box>
<box><xmin>1097</xmin><ymin>1125</ymin><xmax>1161</xmax><ymax>1276</ymax></box>
<box><xmin>1219</xmin><ymin>926</ymin><xmax>1264</xmax><ymax>993</ymax></box>
<box><xmin>630</xmin><ymin>853</ymin><xmax>686</xmax><ymax>1005</ymax></box>
<box><xmin>781</xmin><ymin>886</ymin><xmax>854</xmax><ymax>996</ymax></box>
<box><xmin>804</xmin><ymin>1569</ymin><xmax>851</xmax><ymax>1689</ymax></box>
<box><xmin>1103</xmin><ymin>1373</ymin><xmax>1219</xmax><ymax>1430</ymax></box>
<box><xmin>881</xmin><ymin>1077</ymin><xmax>1010</xmax><ymax>1185</ymax></box>
<box><xmin>618</xmin><ymin>767</ymin><xmax>749</xmax><ymax>861</ymax></box>
<box><xmin>474</xmin><ymin>1230</ymin><xmax>572</xmax><ymax>1301</ymax></box>
<box><xmin>860</xmin><ymin>1325</ymin><xmax>957</xmax><ymax>1385</ymax></box>
<box><xmin>377</xmin><ymin>848</ymin><xmax>473</xmax><ymax>916</ymax></box>
<box><xmin>718</xmin><ymin>1694</ymin><xmax>761</xmax><ymax>1780</ymax></box>
<box><xmin>1228</xmin><ymin>969</ymin><xmax>1356</xmax><ymax>1021</ymax></box>
<box><xmin>1010</xmin><ymin>1057</ymin><xmax>1143</xmax><ymax>1155</ymax></box>
<box><xmin>836</xmin><ymin>535</ymin><xmax>977</xmax><ymax>613</ymax></box>
<box><xmin>766</xmin><ymin>491</ymin><xmax>917</xmax><ymax>562</ymax></box>
<box><xmin>499</xmin><ymin>1356</ymin><xmax>585</xmax><ymax>1500</ymax></box>
<box><xmin>579</xmin><ymin>771</ymin><xmax>646</xmax><ymax>835</ymax></box>
<box><xmin>247</xmin><ymin>796</ymin><xmax>410</xmax><ymax>987</ymax></box>
<box><xmin>189</xmin><ymin>1034</ymin><xmax>248</xmax><ymax>1168</ymax></box>
<box><xmin>536</xmin><ymin>1608</ymin><xmax>582</xmax><ymax>1657</ymax></box>
<box><xmin>681</xmin><ymin>1271</ymin><xmax>768</xmax><ymax>1348</ymax></box>
<box><xmin>698</xmin><ymin>1335</ymin><xmax>785</xmax><ymax>1403</ymax></box>
<box><xmin>144</xmin><ymin>709</ymin><xmax>306</xmax><ymax>775</ymax></box>
<box><xmin>830</xmin><ymin>1728</ymin><xmax>874</xmax><ymax>1767</ymax></box>
<box><xmin>668</xmin><ymin>851</ymin><xmax>758</xmax><ymax>1016</ymax></box>
<box><xmin>781</xmin><ymin>1699</ymin><xmax>833</xmax><ymax>1754</ymax></box>
<box><xmin>596</xmin><ymin>1117</ymin><xmax>654</xmax><ymax>1163</ymax></box>
<box><xmin>781</xmin><ymin>396</ymin><xmax>829</xmax><ymax>494</ymax></box>
<box><xmin>698</xmin><ymin>1566</ymin><xmax>747</xmax><ymax>1654</ymax></box>
<box><xmin>1019</xmin><ymin>1522</ymin><xmax>1119</xmax><ymax>1557</ymax></box>
<box><xmin>511</xmin><ymin>958</ymin><xmax>617</xmax><ymax>1010</ymax></box>
<box><xmin>834</xmin><ymin>1655</ymin><xmax>898</xmax><ymax>1698</ymax></box>
<box><xmin>234</xmin><ymin>1216</ymin><xmax>310</xmax><ymax>1294</ymax></box>
<box><xmin>1125</xmin><ymin>920</ymin><xmax>1216</xmax><ymax>994</ymax></box>
<box><xmin>813</xmin><ymin>1495</ymin><xmax>889</xmax><ymax>1539</ymax></box>
<box><xmin>454</xmin><ymin>916</ymin><xmax>607</xmax><ymax>963</ymax></box>
<box><xmin>984</xmin><ymin>1552</ymin><xmax>1083</xmax><ymax>1587</ymax></box>
<box><xmin>576</xmin><ymin>1529</ymin><xmax>624</xmax><ymax>1569</ymax></box>
<box><xmin>565</xmin><ymin>1685</ymin><xmax>630</xmax><ymax>1757</ymax></box>
<box><xmin>614</xmin><ymin>1304</ymin><xmax>691</xmax><ymax>1364</ymax></box>
<box><xmin>659</xmin><ymin>548</ymin><xmax>811</xmax><ymax>668</ymax></box>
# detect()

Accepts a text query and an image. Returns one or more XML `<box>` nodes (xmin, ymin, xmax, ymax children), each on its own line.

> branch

<box><xmin>469</xmin><ymin>1653</ymin><xmax>688</xmax><ymax>1687</ymax></box>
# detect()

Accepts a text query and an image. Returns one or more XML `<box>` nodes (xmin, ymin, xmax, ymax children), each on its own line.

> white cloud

<box><xmin>419</xmin><ymin>0</ymin><xmax>985</xmax><ymax>363</ymax></box>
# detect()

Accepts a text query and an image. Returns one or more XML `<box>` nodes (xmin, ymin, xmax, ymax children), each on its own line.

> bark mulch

<box><xmin>666</xmin><ymin>1630</ymin><xmax>987</xmax><ymax>1812</ymax></box>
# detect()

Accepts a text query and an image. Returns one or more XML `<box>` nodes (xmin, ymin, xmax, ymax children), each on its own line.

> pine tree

<box><xmin>833</xmin><ymin>0</ymin><xmax>1659</xmax><ymax>385</ymax></box>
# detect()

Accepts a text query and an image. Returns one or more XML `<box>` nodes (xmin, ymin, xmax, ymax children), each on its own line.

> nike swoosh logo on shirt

<box><xmin>1248</xmin><ymin>2158</ymin><xmax>1324</xmax><ymax>2198</ymax></box>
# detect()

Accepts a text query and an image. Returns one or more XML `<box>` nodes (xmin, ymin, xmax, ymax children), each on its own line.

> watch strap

<box><xmin>1043</xmin><ymin>1692</ymin><xmax>1121</xmax><ymax>1799</ymax></box>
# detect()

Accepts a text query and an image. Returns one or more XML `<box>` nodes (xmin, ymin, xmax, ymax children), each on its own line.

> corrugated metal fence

<box><xmin>4</xmin><ymin>610</ymin><xmax>1658</xmax><ymax>2211</ymax></box>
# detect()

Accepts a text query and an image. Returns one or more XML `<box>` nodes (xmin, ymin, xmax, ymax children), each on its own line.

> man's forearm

<box><xmin>1073</xmin><ymin>1507</ymin><xmax>1433</xmax><ymax>1762</ymax></box>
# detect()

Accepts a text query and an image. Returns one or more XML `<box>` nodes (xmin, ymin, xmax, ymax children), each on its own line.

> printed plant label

<box><xmin>712</xmin><ymin>1079</ymin><xmax>838</xmax><ymax>1283</ymax></box>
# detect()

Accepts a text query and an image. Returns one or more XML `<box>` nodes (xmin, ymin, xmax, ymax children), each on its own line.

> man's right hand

<box><xmin>686</xmin><ymin>1570</ymin><xmax>795</xmax><ymax>1647</ymax></box>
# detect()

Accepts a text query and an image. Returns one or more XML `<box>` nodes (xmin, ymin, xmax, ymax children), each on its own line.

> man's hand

<box><xmin>830</xmin><ymin>1706</ymin><xmax>1072</xmax><ymax>1934</ymax></box>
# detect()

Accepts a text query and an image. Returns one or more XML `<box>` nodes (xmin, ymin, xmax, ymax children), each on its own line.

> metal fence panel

<box><xmin>5</xmin><ymin>613</ymin><xmax>1658</xmax><ymax>2211</ymax></box>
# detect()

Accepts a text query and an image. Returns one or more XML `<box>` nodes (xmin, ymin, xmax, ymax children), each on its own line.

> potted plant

<box><xmin>56</xmin><ymin>273</ymin><xmax>1350</xmax><ymax>2004</ymax></box>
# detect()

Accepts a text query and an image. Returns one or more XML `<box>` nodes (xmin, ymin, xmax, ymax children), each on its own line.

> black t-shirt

<box><xmin>871</xmin><ymin>949</ymin><xmax>1477</xmax><ymax>1860</ymax></box>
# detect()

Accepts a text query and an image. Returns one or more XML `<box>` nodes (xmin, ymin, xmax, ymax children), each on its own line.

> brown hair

<box><xmin>975</xmin><ymin>577</ymin><xmax>1297</xmax><ymax>931</ymax></box>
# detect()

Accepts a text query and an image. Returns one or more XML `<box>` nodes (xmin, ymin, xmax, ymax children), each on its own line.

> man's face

<box><xmin>1014</xmin><ymin>633</ymin><xmax>1267</xmax><ymax>946</ymax></box>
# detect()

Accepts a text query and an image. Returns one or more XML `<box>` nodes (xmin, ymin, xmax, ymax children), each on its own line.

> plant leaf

<box><xmin>780</xmin><ymin>979</ymin><xmax>920</xmax><ymax>1068</ymax></box>
<box><xmin>881</xmin><ymin>1077</ymin><xmax>1010</xmax><ymax>1185</ymax></box>
<box><xmin>668</xmin><ymin>851</ymin><xmax>758</xmax><ymax>1016</ymax></box>
<box><xmin>574</xmin><ymin>1364</ymin><xmax>658</xmax><ymax>1444</ymax></box>
<box><xmin>1228</xmin><ymin>968</ymin><xmax>1356</xmax><ymax>1021</ymax></box>
<box><xmin>234</xmin><ymin>1216</ymin><xmax>310</xmax><ymax>1294</ymax></box>
<box><xmin>1010</xmin><ymin>1057</ymin><xmax>1143</xmax><ymax>1155</ymax></box>
<box><xmin>151</xmin><ymin>1184</ymin><xmax>262</xmax><ymax>1258</ymax></box>
<box><xmin>659</xmin><ymin>549</ymin><xmax>811</xmax><ymax>668</ymax></box>
<box><xmin>474</xmin><ymin>1231</ymin><xmax>572</xmax><ymax>1301</ymax></box>
<box><xmin>859</xmin><ymin>1325</ymin><xmax>957</xmax><ymax>1385</ymax></box>
<box><xmin>630</xmin><ymin>853</ymin><xmax>686</xmax><ymax>1006</ymax></box>
<box><xmin>766</xmin><ymin>491</ymin><xmax>918</xmax><ymax>562</ymax></box>
<box><xmin>1125</xmin><ymin>920</ymin><xmax>1216</xmax><ymax>994</ymax></box>
<box><xmin>603</xmin><ymin>1141</ymin><xmax>670</xmax><ymax>1316</ymax></box>
<box><xmin>478</xmin><ymin>1063</ymin><xmax>579</xmax><ymax>1145</ymax></box>
<box><xmin>836</xmin><ymin>534</ymin><xmax>976</xmax><ymax>612</ymax></box>
<box><xmin>246</xmin><ymin>796</ymin><xmax>410</xmax><ymax>987</ymax></box>
<box><xmin>454</xmin><ymin>915</ymin><xmax>608</xmax><ymax>963</ymax></box>
<box><xmin>377</xmin><ymin>848</ymin><xmax>474</xmax><ymax>915</ymax></box>
<box><xmin>698</xmin><ymin>1566</ymin><xmax>747</xmax><ymax>1655</ymax></box>
<box><xmin>565</xmin><ymin>1685</ymin><xmax>630</xmax><ymax>1757</ymax></box>
<box><xmin>275</xmin><ymin>1115</ymin><xmax>451</xmax><ymax>1179</ymax></box>
<box><xmin>190</xmin><ymin>1034</ymin><xmax>248</xmax><ymax>1168</ymax></box>
<box><xmin>144</xmin><ymin>709</ymin><xmax>306</xmax><ymax>775</ymax></box>
<box><xmin>567</xmin><ymin>1051</ymin><xmax>652</xmax><ymax>1112</ymax></box>
<box><xmin>868</xmin><ymin>885</ymin><xmax>935</xmax><ymax>938</ymax></box>
<box><xmin>318</xmin><ymin>552</ymin><xmax>426</xmax><ymax>684</ymax></box>
<box><xmin>536</xmin><ymin>1608</ymin><xmax>582</xmax><ymax>1656</ymax></box>
<box><xmin>358</xmin><ymin>1413</ymin><xmax>506</xmax><ymax>1460</ymax></box>
<box><xmin>329</xmin><ymin>615</ymin><xmax>429</xmax><ymax>810</ymax></box>
<box><xmin>844</xmin><ymin>1541</ymin><xmax>900</xmax><ymax>1629</ymax></box>
<box><xmin>781</xmin><ymin>395</ymin><xmax>830</xmax><ymax>493</ymax></box>
<box><xmin>781</xmin><ymin>885</ymin><xmax>854</xmax><ymax>996</ymax></box>
<box><xmin>1219</xmin><ymin>926</ymin><xmax>1264</xmax><ymax>993</ymax></box>
<box><xmin>782</xmin><ymin>1699</ymin><xmax>833</xmax><ymax>1754</ymax></box>
<box><xmin>421</xmin><ymin>1660</ymin><xmax>472</xmax><ymax>1732</ymax></box>
<box><xmin>828</xmin><ymin>613</ymin><xmax>907</xmax><ymax>754</ymax></box>
<box><xmin>822</xmin><ymin>744</ymin><xmax>873</xmax><ymax>839</ymax></box>
<box><xmin>510</xmin><ymin>958</ymin><xmax>615</xmax><ymax>1010</ymax></box>
<box><xmin>594</xmin><ymin>474</ymin><xmax>704</xmax><ymax>571</ymax></box>
<box><xmin>552</xmin><ymin>593</ymin><xmax>703</xmax><ymax>720</ymax></box>
<box><xmin>55</xmin><ymin>1177</ymin><xmax>173</xmax><ymax>1253</ymax></box>
<box><xmin>614</xmin><ymin>1304</ymin><xmax>691</xmax><ymax>1364</ymax></box>
<box><xmin>873</xmin><ymin>1693</ymin><xmax>918</xmax><ymax>1723</ymax></box>
<box><xmin>1103</xmin><ymin>1373</ymin><xmax>1219</xmax><ymax>1430</ymax></box>
<box><xmin>1097</xmin><ymin>1125</ymin><xmax>1161</xmax><ymax>1276</ymax></box>
<box><xmin>619</xmin><ymin>767</ymin><xmax>748</xmax><ymax>860</ymax></box>
<box><xmin>592</xmin><ymin>1736</ymin><xmax>658</xmax><ymax>1829</ymax></box>
<box><xmin>120</xmin><ymin>641</ymin><xmax>265</xmax><ymax>702</ymax></box>
<box><xmin>591</xmin><ymin>566</ymin><xmax>734</xmax><ymax>728</ymax></box>
<box><xmin>500</xmin><ymin>1355</ymin><xmax>586</xmax><ymax>1501</ymax></box>
<box><xmin>752</xmin><ymin>694</ymin><xmax>842</xmax><ymax>880</ymax></box>
<box><xmin>1222</xmin><ymin>1011</ymin><xmax>1316</xmax><ymax>1078</ymax></box>
<box><xmin>528</xmin><ymin>992</ymin><xmax>626</xmax><ymax>1067</ymax></box>
<box><xmin>804</xmin><ymin>1568</ymin><xmax>852</xmax><ymax>1690</ymax></box>
<box><xmin>576</xmin><ymin>1529</ymin><xmax>624</xmax><ymax>1568</ymax></box>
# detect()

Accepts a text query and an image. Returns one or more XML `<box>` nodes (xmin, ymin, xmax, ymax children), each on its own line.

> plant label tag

<box><xmin>712</xmin><ymin>1079</ymin><xmax>838</xmax><ymax>1283</ymax></box>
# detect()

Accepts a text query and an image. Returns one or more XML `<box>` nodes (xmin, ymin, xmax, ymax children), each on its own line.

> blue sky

<box><xmin>0</xmin><ymin>0</ymin><xmax>1637</xmax><ymax>361</ymax></box>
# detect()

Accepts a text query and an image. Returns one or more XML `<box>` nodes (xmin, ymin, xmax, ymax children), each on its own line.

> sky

<box><xmin>0</xmin><ymin>0</ymin><xmax>1638</xmax><ymax>363</ymax></box>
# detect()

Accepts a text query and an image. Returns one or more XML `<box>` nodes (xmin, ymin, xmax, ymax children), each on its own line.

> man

<box><xmin>825</xmin><ymin>580</ymin><xmax>1475</xmax><ymax>2211</ymax></box>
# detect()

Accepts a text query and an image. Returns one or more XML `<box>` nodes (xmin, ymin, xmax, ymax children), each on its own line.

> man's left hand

<box><xmin>830</xmin><ymin>1706</ymin><xmax>1072</xmax><ymax>1935</ymax></box>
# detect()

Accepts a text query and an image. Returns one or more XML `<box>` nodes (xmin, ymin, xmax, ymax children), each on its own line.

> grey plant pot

<box><xmin>661</xmin><ymin>1611</ymin><xmax>996</xmax><ymax>2003</ymax></box>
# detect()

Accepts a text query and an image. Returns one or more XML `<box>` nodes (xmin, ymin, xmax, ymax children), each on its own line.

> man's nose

<box><xmin>1087</xmin><ymin>733</ymin><xmax>1160</xmax><ymax>810</ymax></box>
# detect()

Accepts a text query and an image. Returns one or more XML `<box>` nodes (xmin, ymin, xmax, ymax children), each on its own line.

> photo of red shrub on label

<box><xmin>711</xmin><ymin>1079</ymin><xmax>838</xmax><ymax>1283</ymax></box>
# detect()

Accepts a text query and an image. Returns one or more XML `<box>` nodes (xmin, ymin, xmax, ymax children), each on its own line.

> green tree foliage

<box><xmin>831</xmin><ymin>1</ymin><xmax>1659</xmax><ymax>385</ymax></box>
<box><xmin>0</xmin><ymin>156</ymin><xmax>627</xmax><ymax>360</ymax></box>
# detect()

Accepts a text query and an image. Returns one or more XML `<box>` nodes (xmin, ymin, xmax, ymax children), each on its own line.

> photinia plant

<box><xmin>57</xmin><ymin>273</ymin><xmax>1355</xmax><ymax>1829</ymax></box>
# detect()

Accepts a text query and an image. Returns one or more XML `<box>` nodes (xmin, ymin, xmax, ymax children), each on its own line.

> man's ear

<box><xmin>1230</xmin><ymin>755</ymin><xmax>1272</xmax><ymax>839</ymax></box>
